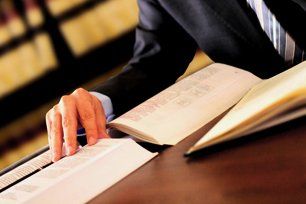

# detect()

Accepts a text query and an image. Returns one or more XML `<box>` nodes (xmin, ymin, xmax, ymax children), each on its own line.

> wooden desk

<box><xmin>90</xmin><ymin>117</ymin><xmax>306</xmax><ymax>204</ymax></box>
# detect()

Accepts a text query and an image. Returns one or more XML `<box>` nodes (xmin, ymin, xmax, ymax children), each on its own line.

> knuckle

<box><xmin>52</xmin><ymin>105</ymin><xmax>59</xmax><ymax>113</ymax></box>
<box><xmin>91</xmin><ymin>95</ymin><xmax>97</xmax><ymax>102</ymax></box>
<box><xmin>93</xmin><ymin>98</ymin><xmax>104</xmax><ymax>112</ymax></box>
<box><xmin>80</xmin><ymin>111</ymin><xmax>94</xmax><ymax>121</ymax></box>
<box><xmin>60</xmin><ymin>95</ymin><xmax>71</xmax><ymax>105</ymax></box>
<box><xmin>93</xmin><ymin>96</ymin><xmax>101</xmax><ymax>106</ymax></box>
<box><xmin>62</xmin><ymin>117</ymin><xmax>70</xmax><ymax>128</ymax></box>
<box><xmin>73</xmin><ymin>88</ymin><xmax>86</xmax><ymax>96</ymax></box>
<box><xmin>76</xmin><ymin>87</ymin><xmax>85</xmax><ymax>92</ymax></box>
<box><xmin>52</xmin><ymin>111</ymin><xmax>60</xmax><ymax>119</ymax></box>
<box><xmin>46</xmin><ymin>110</ymin><xmax>51</xmax><ymax>121</ymax></box>
<box><xmin>51</xmin><ymin>106</ymin><xmax>60</xmax><ymax>117</ymax></box>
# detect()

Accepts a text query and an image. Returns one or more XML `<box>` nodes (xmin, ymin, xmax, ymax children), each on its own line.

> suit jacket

<box><xmin>94</xmin><ymin>0</ymin><xmax>306</xmax><ymax>116</ymax></box>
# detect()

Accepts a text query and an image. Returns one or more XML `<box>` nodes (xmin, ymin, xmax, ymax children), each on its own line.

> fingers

<box><xmin>49</xmin><ymin>105</ymin><xmax>63</xmax><ymax>162</ymax></box>
<box><xmin>73</xmin><ymin>88</ymin><xmax>99</xmax><ymax>145</ymax></box>
<box><xmin>93</xmin><ymin>97</ymin><xmax>109</xmax><ymax>138</ymax></box>
<box><xmin>46</xmin><ymin>110</ymin><xmax>53</xmax><ymax>159</ymax></box>
<box><xmin>59</xmin><ymin>95</ymin><xmax>78</xmax><ymax>156</ymax></box>
<box><xmin>46</xmin><ymin>87</ymin><xmax>109</xmax><ymax>162</ymax></box>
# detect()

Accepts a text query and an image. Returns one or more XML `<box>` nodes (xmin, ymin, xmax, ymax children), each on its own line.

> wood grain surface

<box><xmin>90</xmin><ymin>116</ymin><xmax>306</xmax><ymax>204</ymax></box>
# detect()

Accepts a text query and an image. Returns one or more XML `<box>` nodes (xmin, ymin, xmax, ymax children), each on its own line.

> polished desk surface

<box><xmin>90</xmin><ymin>117</ymin><xmax>306</xmax><ymax>204</ymax></box>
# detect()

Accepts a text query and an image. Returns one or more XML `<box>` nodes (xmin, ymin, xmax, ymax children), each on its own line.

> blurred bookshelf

<box><xmin>0</xmin><ymin>0</ymin><xmax>212</xmax><ymax>169</ymax></box>
<box><xmin>0</xmin><ymin>0</ymin><xmax>138</xmax><ymax>169</ymax></box>
<box><xmin>0</xmin><ymin>0</ymin><xmax>139</xmax><ymax>127</ymax></box>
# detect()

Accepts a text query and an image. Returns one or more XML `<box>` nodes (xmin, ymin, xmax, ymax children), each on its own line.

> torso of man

<box><xmin>147</xmin><ymin>0</ymin><xmax>304</xmax><ymax>77</ymax></box>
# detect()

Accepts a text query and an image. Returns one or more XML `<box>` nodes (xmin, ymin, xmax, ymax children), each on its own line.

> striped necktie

<box><xmin>246</xmin><ymin>0</ymin><xmax>305</xmax><ymax>65</ymax></box>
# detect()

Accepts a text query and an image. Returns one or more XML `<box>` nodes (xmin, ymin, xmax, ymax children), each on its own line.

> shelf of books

<box><xmin>0</xmin><ymin>0</ymin><xmax>139</xmax><ymax>128</ymax></box>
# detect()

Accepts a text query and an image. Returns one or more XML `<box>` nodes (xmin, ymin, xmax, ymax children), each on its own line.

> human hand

<box><xmin>46</xmin><ymin>88</ymin><xmax>109</xmax><ymax>162</ymax></box>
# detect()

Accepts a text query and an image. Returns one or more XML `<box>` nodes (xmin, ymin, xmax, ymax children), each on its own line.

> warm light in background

<box><xmin>0</xmin><ymin>0</ymin><xmax>211</xmax><ymax>170</ymax></box>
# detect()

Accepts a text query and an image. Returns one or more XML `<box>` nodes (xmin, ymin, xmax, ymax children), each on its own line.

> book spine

<box><xmin>33</xmin><ymin>32</ymin><xmax>57</xmax><ymax>72</ymax></box>
<box><xmin>2</xmin><ymin>0</ymin><xmax>26</xmax><ymax>38</ymax></box>
<box><xmin>46</xmin><ymin>0</ymin><xmax>88</xmax><ymax>17</ymax></box>
<box><xmin>24</xmin><ymin>0</ymin><xmax>44</xmax><ymax>28</ymax></box>
<box><xmin>60</xmin><ymin>0</ymin><xmax>139</xmax><ymax>56</ymax></box>
<box><xmin>0</xmin><ymin>16</ymin><xmax>11</xmax><ymax>47</ymax></box>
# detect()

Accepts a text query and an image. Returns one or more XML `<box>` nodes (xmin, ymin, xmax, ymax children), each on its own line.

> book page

<box><xmin>189</xmin><ymin>61</ymin><xmax>306</xmax><ymax>153</ymax></box>
<box><xmin>242</xmin><ymin>104</ymin><xmax>306</xmax><ymax>136</ymax></box>
<box><xmin>0</xmin><ymin>139</ymin><xmax>157</xmax><ymax>203</ymax></box>
<box><xmin>0</xmin><ymin>151</ymin><xmax>51</xmax><ymax>192</ymax></box>
<box><xmin>110</xmin><ymin>63</ymin><xmax>262</xmax><ymax>145</ymax></box>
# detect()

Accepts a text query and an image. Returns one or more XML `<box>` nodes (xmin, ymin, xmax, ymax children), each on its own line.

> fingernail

<box><xmin>52</xmin><ymin>155</ymin><xmax>58</xmax><ymax>162</ymax></box>
<box><xmin>100</xmin><ymin>131</ymin><xmax>110</xmax><ymax>138</ymax></box>
<box><xmin>68</xmin><ymin>147</ymin><xmax>75</xmax><ymax>156</ymax></box>
<box><xmin>88</xmin><ymin>137</ymin><xmax>97</xmax><ymax>145</ymax></box>
<box><xmin>98</xmin><ymin>133</ymin><xmax>108</xmax><ymax>139</ymax></box>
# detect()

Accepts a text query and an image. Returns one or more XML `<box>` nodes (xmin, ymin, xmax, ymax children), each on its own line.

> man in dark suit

<box><xmin>46</xmin><ymin>0</ymin><xmax>305</xmax><ymax>161</ymax></box>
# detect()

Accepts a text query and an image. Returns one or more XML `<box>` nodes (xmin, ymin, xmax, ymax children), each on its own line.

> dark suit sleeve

<box><xmin>93</xmin><ymin>0</ymin><xmax>197</xmax><ymax>116</ymax></box>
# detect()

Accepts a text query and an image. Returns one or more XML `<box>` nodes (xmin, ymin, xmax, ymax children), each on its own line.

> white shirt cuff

<box><xmin>90</xmin><ymin>91</ymin><xmax>115</xmax><ymax>122</ymax></box>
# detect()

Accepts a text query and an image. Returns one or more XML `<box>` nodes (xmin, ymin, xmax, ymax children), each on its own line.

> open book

<box><xmin>109</xmin><ymin>62</ymin><xmax>306</xmax><ymax>150</ymax></box>
<box><xmin>186</xmin><ymin>61</ymin><xmax>306</xmax><ymax>155</ymax></box>
<box><xmin>0</xmin><ymin>139</ymin><xmax>156</xmax><ymax>203</ymax></box>
<box><xmin>109</xmin><ymin>63</ymin><xmax>262</xmax><ymax>145</ymax></box>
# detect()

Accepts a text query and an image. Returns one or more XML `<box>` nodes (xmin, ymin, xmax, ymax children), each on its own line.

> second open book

<box><xmin>109</xmin><ymin>62</ymin><xmax>306</xmax><ymax>154</ymax></box>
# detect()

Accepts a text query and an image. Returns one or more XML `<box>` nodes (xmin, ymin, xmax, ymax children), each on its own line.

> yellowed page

<box><xmin>242</xmin><ymin>104</ymin><xmax>306</xmax><ymax>136</ymax></box>
<box><xmin>110</xmin><ymin>63</ymin><xmax>262</xmax><ymax>145</ymax></box>
<box><xmin>0</xmin><ymin>139</ymin><xmax>156</xmax><ymax>204</ymax></box>
<box><xmin>188</xmin><ymin>61</ymin><xmax>306</xmax><ymax>153</ymax></box>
